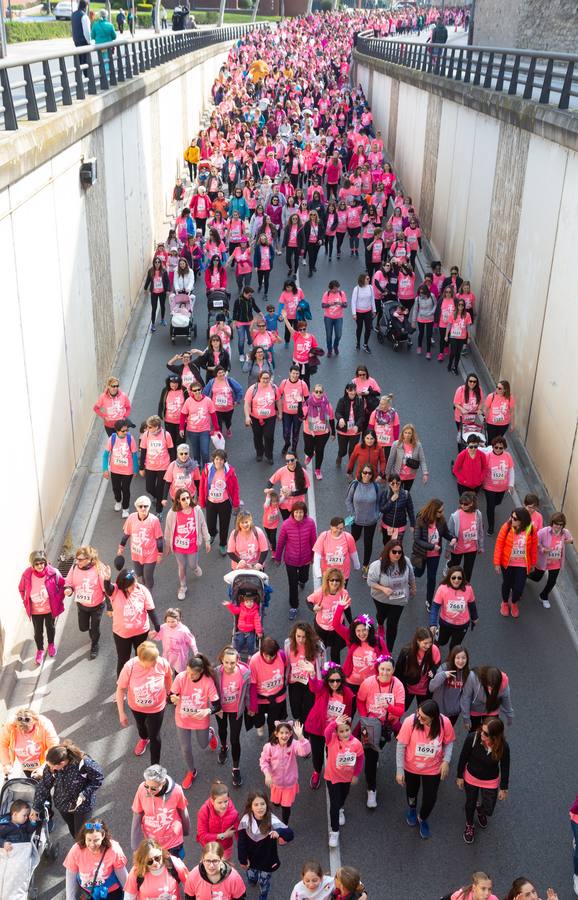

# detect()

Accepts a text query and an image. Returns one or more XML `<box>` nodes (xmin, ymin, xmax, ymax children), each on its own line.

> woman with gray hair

<box><xmin>130</xmin><ymin>763</ymin><xmax>190</xmax><ymax>858</ymax></box>
<box><xmin>91</xmin><ymin>7</ymin><xmax>116</xmax><ymax>45</ymax></box>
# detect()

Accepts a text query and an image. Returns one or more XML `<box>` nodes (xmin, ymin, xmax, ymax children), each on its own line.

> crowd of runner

<box><xmin>4</xmin><ymin>9</ymin><xmax>575</xmax><ymax>900</ymax></box>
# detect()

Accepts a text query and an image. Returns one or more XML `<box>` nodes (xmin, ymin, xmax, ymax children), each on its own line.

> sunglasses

<box><xmin>192</xmin><ymin>388</ymin><xmax>202</xmax><ymax>393</ymax></box>
<box><xmin>286</xmin><ymin>458</ymin><xmax>296</xmax><ymax>464</ymax></box>
<box><xmin>328</xmin><ymin>578</ymin><xmax>341</xmax><ymax>583</ymax></box>
<box><xmin>85</xmin><ymin>822</ymin><xmax>104</xmax><ymax>832</ymax></box>
<box><xmin>110</xmin><ymin>383</ymin><xmax>119</xmax><ymax>388</ymax></box>
<box><xmin>390</xmin><ymin>549</ymin><xmax>402</xmax><ymax>555</ymax></box>
<box><xmin>511</xmin><ymin>514</ymin><xmax>519</xmax><ymax>521</ymax></box>
<box><xmin>313</xmin><ymin>390</ymin><xmax>323</xmax><ymax>394</ymax></box>
<box><xmin>16</xmin><ymin>716</ymin><xmax>32</xmax><ymax>725</ymax></box>
<box><xmin>362</xmin><ymin>470</ymin><xmax>372</xmax><ymax>475</ymax></box>
<box><xmin>136</xmin><ymin>504</ymin><xmax>149</xmax><ymax>509</ymax></box>
<box><xmin>328</xmin><ymin>678</ymin><xmax>342</xmax><ymax>684</ymax></box>
<box><xmin>450</xmin><ymin>576</ymin><xmax>463</xmax><ymax>582</ymax></box>
<box><xmin>147</xmin><ymin>855</ymin><xmax>163</xmax><ymax>865</ymax></box>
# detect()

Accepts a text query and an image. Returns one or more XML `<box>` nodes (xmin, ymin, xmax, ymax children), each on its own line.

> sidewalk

<box><xmin>387</xmin><ymin>26</ymin><xmax>468</xmax><ymax>47</ymax></box>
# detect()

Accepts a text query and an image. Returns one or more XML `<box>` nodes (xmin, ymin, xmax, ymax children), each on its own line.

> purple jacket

<box><xmin>19</xmin><ymin>565</ymin><xmax>65</xmax><ymax>619</ymax></box>
<box><xmin>536</xmin><ymin>526</ymin><xmax>573</xmax><ymax>571</ymax></box>
<box><xmin>275</xmin><ymin>515</ymin><xmax>317</xmax><ymax>567</ymax></box>
<box><xmin>259</xmin><ymin>737</ymin><xmax>311</xmax><ymax>788</ymax></box>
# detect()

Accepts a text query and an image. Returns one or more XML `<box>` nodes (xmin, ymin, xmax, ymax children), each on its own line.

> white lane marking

<box><xmin>297</xmin><ymin>267</ymin><xmax>342</xmax><ymax>875</ymax></box>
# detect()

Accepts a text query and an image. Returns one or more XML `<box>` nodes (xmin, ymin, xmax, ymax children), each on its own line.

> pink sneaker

<box><xmin>426</xmin><ymin>352</ymin><xmax>432</xmax><ymax>360</ymax></box>
<box><xmin>500</xmin><ymin>601</ymin><xmax>510</xmax><ymax>617</ymax></box>
<box><xmin>416</xmin><ymin>346</ymin><xmax>422</xmax><ymax>355</ymax></box>
<box><xmin>35</xmin><ymin>650</ymin><xmax>44</xmax><ymax>666</ymax></box>
<box><xmin>309</xmin><ymin>771</ymin><xmax>321</xmax><ymax>790</ymax></box>
<box><xmin>315</xmin><ymin>468</ymin><xmax>323</xmax><ymax>480</ymax></box>
<box><xmin>47</xmin><ymin>643</ymin><xmax>57</xmax><ymax>657</ymax></box>
<box><xmin>226</xmin><ymin>429</ymin><xmax>232</xmax><ymax>438</ymax></box>
<box><xmin>437</xmin><ymin>353</ymin><xmax>444</xmax><ymax>362</ymax></box>
<box><xmin>510</xmin><ymin>603</ymin><xmax>520</xmax><ymax>618</ymax></box>
<box><xmin>304</xmin><ymin>455</ymin><xmax>313</xmax><ymax>465</ymax></box>
<box><xmin>182</xmin><ymin>769</ymin><xmax>197</xmax><ymax>790</ymax></box>
<box><xmin>444</xmin><ymin>346</ymin><xmax>450</xmax><ymax>356</ymax></box>
<box><xmin>134</xmin><ymin>738</ymin><xmax>150</xmax><ymax>757</ymax></box>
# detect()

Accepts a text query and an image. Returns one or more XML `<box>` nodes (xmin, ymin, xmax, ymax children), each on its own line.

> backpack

<box><xmin>110</xmin><ymin>432</ymin><xmax>134</xmax><ymax>451</ymax></box>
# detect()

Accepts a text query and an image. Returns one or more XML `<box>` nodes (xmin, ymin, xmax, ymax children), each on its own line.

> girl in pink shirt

<box><xmin>282</xmin><ymin>315</ymin><xmax>319</xmax><ymax>388</ymax></box>
<box><xmin>396</xmin><ymin>699</ymin><xmax>455</xmax><ymax>838</ymax></box>
<box><xmin>357</xmin><ymin>655</ymin><xmax>405</xmax><ymax>808</ymax></box>
<box><xmin>105</xmin><ymin>569</ymin><xmax>160</xmax><ymax>675</ymax></box>
<box><xmin>170</xmin><ymin>654</ymin><xmax>219</xmax><ymax>789</ymax></box>
<box><xmin>103</xmin><ymin>420</ymin><xmax>139</xmax><ymax>516</ymax></box>
<box><xmin>63</xmin><ymin>818</ymin><xmax>127</xmax><ymax>899</ymax></box>
<box><xmin>429</xmin><ymin>568</ymin><xmax>479</xmax><ymax>649</ymax></box>
<box><xmin>368</xmin><ymin>395</ymin><xmax>400</xmax><ymax>461</ymax></box>
<box><xmin>116</xmin><ymin>641</ymin><xmax>172</xmax><ymax>763</ymax></box>
<box><xmin>259</xmin><ymin>720</ymin><xmax>311</xmax><ymax>823</ymax></box>
<box><xmin>184</xmin><ymin>842</ymin><xmax>246</xmax><ymax>899</ymax></box>
<box><xmin>324</xmin><ymin>716</ymin><xmax>363</xmax><ymax>848</ymax></box>
<box><xmin>322</xmin><ymin>280</ymin><xmax>348</xmax><ymax>357</ymax></box>
<box><xmin>123</xmin><ymin>840</ymin><xmax>188</xmax><ymax>899</ymax></box>
<box><xmin>449</xmin><ymin>871</ymin><xmax>499</xmax><ymax>900</ymax></box>
<box><xmin>151</xmin><ymin>607</ymin><xmax>198</xmax><ymax>674</ymax></box>
<box><xmin>313</xmin><ymin>519</ymin><xmax>360</xmax><ymax>584</ymax></box>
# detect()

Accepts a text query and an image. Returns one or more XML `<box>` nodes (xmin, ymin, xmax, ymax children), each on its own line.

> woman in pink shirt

<box><xmin>63</xmin><ymin>818</ymin><xmax>127</xmax><ymax>899</ymax></box>
<box><xmin>105</xmin><ymin>569</ymin><xmax>160</xmax><ymax>675</ymax></box>
<box><xmin>278</xmin><ymin>280</ymin><xmax>304</xmax><ymax>345</ymax></box>
<box><xmin>117</xmin><ymin>495</ymin><xmax>163</xmax><ymax>591</ymax></box>
<box><xmin>429</xmin><ymin>567</ymin><xmax>479</xmax><ymax>649</ymax></box>
<box><xmin>163</xmin><ymin>444</ymin><xmax>200</xmax><ymax>507</ymax></box>
<box><xmin>357</xmin><ymin>654</ymin><xmax>405</xmax><ymax>809</ymax></box>
<box><xmin>283</xmin><ymin>212</ymin><xmax>304</xmax><ymax>278</ymax></box>
<box><xmin>198</xmin><ymin>449</ymin><xmax>241</xmax><ymax>556</ymax></box>
<box><xmin>282</xmin><ymin>314</ymin><xmax>320</xmax><ymax>388</ymax></box>
<box><xmin>322</xmin><ymin>279</ymin><xmax>348</xmax><ymax>357</ymax></box>
<box><xmin>448</xmin><ymin>871</ymin><xmax>498</xmax><ymax>900</ymax></box>
<box><xmin>332</xmin><ymin>602</ymin><xmax>388</xmax><ymax>700</ymax></box>
<box><xmin>313</xmin><ymin>518</ymin><xmax>360</xmax><ymax>587</ymax></box>
<box><xmin>117</xmin><ymin>641</ymin><xmax>172</xmax><ymax>763</ymax></box>
<box><xmin>368</xmin><ymin>394</ymin><xmax>400</xmax><ymax>462</ymax></box>
<box><xmin>396</xmin><ymin>699</ymin><xmax>455</xmax><ymax>840</ymax></box>
<box><xmin>170</xmin><ymin>653</ymin><xmax>220</xmax><ymax>789</ymax></box>
<box><xmin>302</xmin><ymin>384</ymin><xmax>336</xmax><ymax>479</ymax></box>
<box><xmin>18</xmin><ymin>549</ymin><xmax>65</xmax><ymax>666</ymax></box>
<box><xmin>103</xmin><ymin>419</ymin><xmax>139</xmax><ymax>517</ymax></box>
<box><xmin>179</xmin><ymin>382</ymin><xmax>218</xmax><ymax>467</ymax></box>
<box><xmin>324</xmin><ymin>715</ymin><xmax>364</xmax><ymax>848</ymax></box>
<box><xmin>307</xmin><ymin>568</ymin><xmax>351</xmax><ymax>664</ymax></box>
<box><xmin>243</xmin><ymin>371</ymin><xmax>280</xmax><ymax>463</ymax></box>
<box><xmin>482</xmin><ymin>435</ymin><xmax>515</xmax><ymax>533</ymax></box>
<box><xmin>445</xmin><ymin>298</ymin><xmax>472</xmax><ymax>375</ymax></box>
<box><xmin>453</xmin><ymin>373</ymin><xmax>484</xmax><ymax>429</ymax></box>
<box><xmin>529</xmin><ymin>511</ymin><xmax>574</xmax><ymax>609</ymax></box>
<box><xmin>164</xmin><ymin>487</ymin><xmax>211</xmax><ymax>601</ymax></box>
<box><xmin>248</xmin><ymin>637</ymin><xmax>287</xmax><ymax>738</ymax></box>
<box><xmin>93</xmin><ymin>376</ymin><xmax>132</xmax><ymax>436</ymax></box>
<box><xmin>158</xmin><ymin>375</ymin><xmax>187</xmax><ymax>455</ymax></box>
<box><xmin>124</xmin><ymin>839</ymin><xmax>188</xmax><ymax>899</ymax></box>
<box><xmin>139</xmin><ymin>416</ymin><xmax>174</xmax><ymax>515</ymax></box>
<box><xmin>64</xmin><ymin>544</ymin><xmax>110</xmax><ymax>661</ymax></box>
<box><xmin>484</xmin><ymin>380</ymin><xmax>515</xmax><ymax>442</ymax></box>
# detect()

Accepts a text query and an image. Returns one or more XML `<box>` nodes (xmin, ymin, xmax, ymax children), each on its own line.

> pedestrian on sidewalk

<box><xmin>64</xmin><ymin>545</ymin><xmax>110</xmax><ymax>660</ymax></box>
<box><xmin>18</xmin><ymin>550</ymin><xmax>65</xmax><ymax>666</ymax></box>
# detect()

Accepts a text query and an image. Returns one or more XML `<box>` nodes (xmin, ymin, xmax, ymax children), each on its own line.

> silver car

<box><xmin>53</xmin><ymin>0</ymin><xmax>79</xmax><ymax>19</ymax></box>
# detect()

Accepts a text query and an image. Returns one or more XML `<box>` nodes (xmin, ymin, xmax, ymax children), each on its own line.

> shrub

<box><xmin>238</xmin><ymin>0</ymin><xmax>254</xmax><ymax>8</ymax></box>
<box><xmin>6</xmin><ymin>20</ymin><xmax>72</xmax><ymax>42</ymax></box>
<box><xmin>320</xmin><ymin>0</ymin><xmax>333</xmax><ymax>9</ymax></box>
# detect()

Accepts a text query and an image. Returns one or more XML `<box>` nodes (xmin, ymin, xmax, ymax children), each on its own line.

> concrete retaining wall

<box><xmin>0</xmin><ymin>42</ymin><xmax>231</xmax><ymax>665</ymax></box>
<box><xmin>355</xmin><ymin>49</ymin><xmax>578</xmax><ymax>537</ymax></box>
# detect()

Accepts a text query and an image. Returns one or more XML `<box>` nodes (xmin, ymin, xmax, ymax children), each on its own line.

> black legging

<box><xmin>253</xmin><ymin>699</ymin><xmax>287</xmax><ymax>737</ymax></box>
<box><xmin>372</xmin><ymin>601</ymin><xmax>404</xmax><ymax>650</ymax></box>
<box><xmin>336</xmin><ymin>231</ymin><xmax>347</xmax><ymax>255</ymax></box>
<box><xmin>217</xmin><ymin>410</ymin><xmax>234</xmax><ymax>432</ymax></box>
<box><xmin>484</xmin><ymin>489</ymin><xmax>507</xmax><ymax>532</ymax></box>
<box><xmin>314</xmin><ymin>623</ymin><xmax>345</xmax><ymax>663</ymax></box>
<box><xmin>205</xmin><ymin>499</ymin><xmax>233</xmax><ymax>546</ymax></box>
<box><xmin>405</xmin><ymin>771</ymin><xmax>441</xmax><ymax>821</ymax></box>
<box><xmin>307</xmin><ymin>243</ymin><xmax>320</xmax><ymax>274</ymax></box>
<box><xmin>310</xmin><ymin>732</ymin><xmax>326</xmax><ymax>774</ymax></box>
<box><xmin>325</xmin><ymin>235</ymin><xmax>335</xmax><ymax>258</ymax></box>
<box><xmin>500</xmin><ymin>565</ymin><xmax>527</xmax><ymax>605</ymax></box>
<box><xmin>448</xmin><ymin>338</ymin><xmax>465</xmax><ymax>372</ymax></box>
<box><xmin>337</xmin><ymin>433</ymin><xmax>359</xmax><ymax>461</ymax></box>
<box><xmin>32</xmin><ymin>613</ymin><xmax>56</xmax><ymax>651</ymax></box>
<box><xmin>285</xmin><ymin>564</ymin><xmax>310</xmax><ymax>609</ymax></box>
<box><xmin>351</xmin><ymin>522</ymin><xmax>377</xmax><ymax>567</ymax></box>
<box><xmin>131</xmin><ymin>708</ymin><xmax>165</xmax><ymax>765</ymax></box>
<box><xmin>448</xmin><ymin>551</ymin><xmax>477</xmax><ymax>582</ymax></box>
<box><xmin>257</xmin><ymin>269</ymin><xmax>271</xmax><ymax>294</ymax></box>
<box><xmin>486</xmin><ymin>423</ymin><xmax>510</xmax><ymax>442</ymax></box>
<box><xmin>288</xmin><ymin>682</ymin><xmax>315</xmax><ymax>726</ymax></box>
<box><xmin>110</xmin><ymin>473</ymin><xmax>133</xmax><ymax>510</ymax></box>
<box><xmin>113</xmin><ymin>631</ymin><xmax>149</xmax><ymax>675</ymax></box>
<box><xmin>164</xmin><ymin>422</ymin><xmax>180</xmax><ymax>460</ymax></box>
<box><xmin>145</xmin><ymin>469</ymin><xmax>166</xmax><ymax>513</ymax></box>
<box><xmin>437</xmin><ymin>620</ymin><xmax>469</xmax><ymax>649</ymax></box>
<box><xmin>77</xmin><ymin>602</ymin><xmax>105</xmax><ymax>649</ymax></box>
<box><xmin>303</xmin><ymin>432</ymin><xmax>330</xmax><ymax>469</ymax></box>
<box><xmin>364</xmin><ymin>745</ymin><xmax>380</xmax><ymax>791</ymax></box>
<box><xmin>150</xmin><ymin>292</ymin><xmax>166</xmax><ymax>325</ymax></box>
<box><xmin>216</xmin><ymin>711</ymin><xmax>244</xmax><ymax>767</ymax></box>
<box><xmin>327</xmin><ymin>781</ymin><xmax>351</xmax><ymax>831</ymax></box>
<box><xmin>528</xmin><ymin>567</ymin><xmax>559</xmax><ymax>598</ymax></box>
<box><xmin>417</xmin><ymin>322</ymin><xmax>434</xmax><ymax>352</ymax></box>
<box><xmin>285</xmin><ymin>246</ymin><xmax>300</xmax><ymax>274</ymax></box>
<box><xmin>464</xmin><ymin>782</ymin><xmax>498</xmax><ymax>826</ymax></box>
<box><xmin>355</xmin><ymin>311</ymin><xmax>373</xmax><ymax>347</ymax></box>
<box><xmin>250</xmin><ymin>416</ymin><xmax>276</xmax><ymax>460</ymax></box>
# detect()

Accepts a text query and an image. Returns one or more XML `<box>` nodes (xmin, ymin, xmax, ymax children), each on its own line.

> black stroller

<box><xmin>0</xmin><ymin>776</ymin><xmax>57</xmax><ymax>899</ymax></box>
<box><xmin>223</xmin><ymin>569</ymin><xmax>271</xmax><ymax>660</ymax></box>
<box><xmin>377</xmin><ymin>299</ymin><xmax>413</xmax><ymax>351</ymax></box>
<box><xmin>206</xmin><ymin>289</ymin><xmax>231</xmax><ymax>340</ymax></box>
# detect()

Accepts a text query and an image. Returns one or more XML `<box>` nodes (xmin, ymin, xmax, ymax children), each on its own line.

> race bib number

<box><xmin>326</xmin><ymin>550</ymin><xmax>345</xmax><ymax>566</ymax></box>
<box><xmin>415</xmin><ymin>742</ymin><xmax>436</xmax><ymax>758</ymax></box>
<box><xmin>180</xmin><ymin>697</ymin><xmax>202</xmax><ymax>715</ymax></box>
<box><xmin>336</xmin><ymin>750</ymin><xmax>356</xmax><ymax>768</ymax></box>
<box><xmin>257</xmin><ymin>407</ymin><xmax>271</xmax><ymax>417</ymax></box>
<box><xmin>327</xmin><ymin>699</ymin><xmax>345</xmax><ymax>719</ymax></box>
<box><xmin>215</xmin><ymin>393</ymin><xmax>229</xmax><ymax>407</ymax></box>
<box><xmin>371</xmin><ymin>692</ymin><xmax>393</xmax><ymax>710</ymax></box>
<box><xmin>290</xmin><ymin>663</ymin><xmax>309</xmax><ymax>685</ymax></box>
<box><xmin>463</xmin><ymin>526</ymin><xmax>477</xmax><ymax>543</ymax></box>
<box><xmin>447</xmin><ymin>599</ymin><xmax>466</xmax><ymax>614</ymax></box>
<box><xmin>260</xmin><ymin>675</ymin><xmax>283</xmax><ymax>693</ymax></box>
<box><xmin>174</xmin><ymin>535</ymin><xmax>191</xmax><ymax>550</ymax></box>
<box><xmin>491</xmin><ymin>466</ymin><xmax>507</xmax><ymax>482</ymax></box>
<box><xmin>75</xmin><ymin>588</ymin><xmax>93</xmax><ymax>604</ymax></box>
<box><xmin>450</xmin><ymin>324</ymin><xmax>463</xmax><ymax>338</ymax></box>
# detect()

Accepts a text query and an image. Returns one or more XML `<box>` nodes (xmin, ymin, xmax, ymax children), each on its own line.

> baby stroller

<box><xmin>457</xmin><ymin>414</ymin><xmax>487</xmax><ymax>452</ymax></box>
<box><xmin>223</xmin><ymin>569</ymin><xmax>271</xmax><ymax>658</ymax></box>
<box><xmin>206</xmin><ymin>289</ymin><xmax>231</xmax><ymax>340</ymax></box>
<box><xmin>0</xmin><ymin>776</ymin><xmax>57</xmax><ymax>900</ymax></box>
<box><xmin>377</xmin><ymin>299</ymin><xmax>412</xmax><ymax>351</ymax></box>
<box><xmin>169</xmin><ymin>291</ymin><xmax>197</xmax><ymax>344</ymax></box>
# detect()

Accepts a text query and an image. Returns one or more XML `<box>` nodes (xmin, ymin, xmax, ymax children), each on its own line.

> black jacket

<box><xmin>194</xmin><ymin>347</ymin><xmax>231</xmax><ymax>376</ymax></box>
<box><xmin>431</xmin><ymin>22</ymin><xmax>448</xmax><ymax>44</ymax></box>
<box><xmin>237</xmin><ymin>819</ymin><xmax>293</xmax><ymax>873</ymax></box>
<box><xmin>282</xmin><ymin>221</ymin><xmax>305</xmax><ymax>251</ymax></box>
<box><xmin>303</xmin><ymin>220</ymin><xmax>326</xmax><ymax>244</ymax></box>
<box><xmin>335</xmin><ymin>395</ymin><xmax>365</xmax><ymax>433</ymax></box>
<box><xmin>379</xmin><ymin>487</ymin><xmax>415</xmax><ymax>528</ymax></box>
<box><xmin>144</xmin><ymin>268</ymin><xmax>170</xmax><ymax>295</ymax></box>
<box><xmin>412</xmin><ymin>516</ymin><xmax>453</xmax><ymax>559</ymax></box>
<box><xmin>232</xmin><ymin>295</ymin><xmax>260</xmax><ymax>322</ymax></box>
<box><xmin>457</xmin><ymin>730</ymin><xmax>510</xmax><ymax>789</ymax></box>
<box><xmin>33</xmin><ymin>755</ymin><xmax>103</xmax><ymax>815</ymax></box>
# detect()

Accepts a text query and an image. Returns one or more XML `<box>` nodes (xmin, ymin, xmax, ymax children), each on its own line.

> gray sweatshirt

<box><xmin>345</xmin><ymin>479</ymin><xmax>381</xmax><ymax>526</ymax></box>
<box><xmin>367</xmin><ymin>557</ymin><xmax>415</xmax><ymax>606</ymax></box>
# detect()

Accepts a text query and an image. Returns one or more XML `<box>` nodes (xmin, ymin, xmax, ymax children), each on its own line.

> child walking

<box><xmin>237</xmin><ymin>790</ymin><xmax>294</xmax><ymax>900</ymax></box>
<box><xmin>150</xmin><ymin>607</ymin><xmax>198</xmax><ymax>673</ymax></box>
<box><xmin>263</xmin><ymin>491</ymin><xmax>281</xmax><ymax>551</ymax></box>
<box><xmin>324</xmin><ymin>715</ymin><xmax>363</xmax><ymax>849</ymax></box>
<box><xmin>259</xmin><ymin>720</ymin><xmax>311</xmax><ymax>823</ymax></box>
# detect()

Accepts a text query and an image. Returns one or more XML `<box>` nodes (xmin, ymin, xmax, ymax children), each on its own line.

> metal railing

<box><xmin>355</xmin><ymin>34</ymin><xmax>578</xmax><ymax>111</ymax></box>
<box><xmin>0</xmin><ymin>24</ymin><xmax>265</xmax><ymax>131</ymax></box>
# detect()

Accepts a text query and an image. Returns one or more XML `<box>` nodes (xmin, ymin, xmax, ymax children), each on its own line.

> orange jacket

<box><xmin>0</xmin><ymin>715</ymin><xmax>59</xmax><ymax>770</ymax></box>
<box><xmin>493</xmin><ymin>522</ymin><xmax>537</xmax><ymax>572</ymax></box>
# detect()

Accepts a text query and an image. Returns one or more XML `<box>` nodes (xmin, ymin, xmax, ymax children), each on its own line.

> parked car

<box><xmin>54</xmin><ymin>0</ymin><xmax>78</xmax><ymax>20</ymax></box>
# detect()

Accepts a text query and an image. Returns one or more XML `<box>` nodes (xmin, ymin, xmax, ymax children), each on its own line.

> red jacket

<box><xmin>204</xmin><ymin>267</ymin><xmax>228</xmax><ymax>291</ymax></box>
<box><xmin>452</xmin><ymin>448</ymin><xmax>487</xmax><ymax>488</ymax></box>
<box><xmin>196</xmin><ymin>797</ymin><xmax>239</xmax><ymax>855</ymax></box>
<box><xmin>346</xmin><ymin>443</ymin><xmax>386</xmax><ymax>478</ymax></box>
<box><xmin>190</xmin><ymin>194</ymin><xmax>213</xmax><ymax>219</ymax></box>
<box><xmin>198</xmin><ymin>463</ymin><xmax>240</xmax><ymax>509</ymax></box>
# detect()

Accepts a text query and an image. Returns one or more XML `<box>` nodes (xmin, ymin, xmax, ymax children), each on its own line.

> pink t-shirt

<box><xmin>368</xmin><ymin>409</ymin><xmax>399</xmax><ymax>447</ymax></box>
<box><xmin>483</xmin><ymin>451</ymin><xmax>514</xmax><ymax>492</ymax></box>
<box><xmin>184</xmin><ymin>866</ymin><xmax>246</xmax><ymax>900</ymax></box>
<box><xmin>399</xmin><ymin>442</ymin><xmax>418</xmax><ymax>482</ymax></box>
<box><xmin>357</xmin><ymin>675</ymin><xmax>405</xmax><ymax>720</ymax></box>
<box><xmin>64</xmin><ymin>841</ymin><xmax>127</xmax><ymax>891</ymax></box>
<box><xmin>233</xmin><ymin>247</ymin><xmax>253</xmax><ymax>275</ymax></box>
<box><xmin>227</xmin><ymin>527</ymin><xmax>268</xmax><ymax>567</ymax></box>
<box><xmin>324</xmin><ymin>731</ymin><xmax>363</xmax><ymax>784</ymax></box>
<box><xmin>454</xmin><ymin>509</ymin><xmax>479</xmax><ymax>554</ymax></box>
<box><xmin>117</xmin><ymin>657</ymin><xmax>171</xmax><ymax>714</ymax></box>
<box><xmin>124</xmin><ymin>513</ymin><xmax>163</xmax><ymax>564</ymax></box>
<box><xmin>397</xmin><ymin>714</ymin><xmax>455</xmax><ymax>775</ymax></box>
<box><xmin>13</xmin><ymin>729</ymin><xmax>44</xmax><ymax>768</ymax></box>
<box><xmin>211</xmin><ymin>379</ymin><xmax>234</xmax><ymax>412</ymax></box>
<box><xmin>543</xmin><ymin>533</ymin><xmax>565</xmax><ymax>570</ymax></box>
<box><xmin>348</xmin><ymin>644</ymin><xmax>381</xmax><ymax>686</ymax></box>
<box><xmin>322</xmin><ymin>290</ymin><xmax>347</xmax><ymax>320</ymax></box>
<box><xmin>164</xmin><ymin>462</ymin><xmax>199</xmax><ymax>501</ymax></box>
<box><xmin>509</xmin><ymin>532</ymin><xmax>528</xmax><ymax>567</ymax></box>
<box><xmin>279</xmin><ymin>289</ymin><xmax>303</xmax><ymax>319</ymax></box>
<box><xmin>249</xmin><ymin>652</ymin><xmax>285</xmax><ymax>699</ymax></box>
<box><xmin>220</xmin><ymin>665</ymin><xmax>247</xmax><ymax>714</ymax></box>
<box><xmin>111</xmin><ymin>584</ymin><xmax>154</xmax><ymax>639</ymax></box>
<box><xmin>433</xmin><ymin>584</ymin><xmax>475</xmax><ymax>626</ymax></box>
<box><xmin>257</xmin><ymin>244</ymin><xmax>272</xmax><ymax>270</ymax></box>
<box><xmin>164</xmin><ymin>389</ymin><xmax>186</xmax><ymax>425</ymax></box>
<box><xmin>156</xmin><ymin>622</ymin><xmax>197</xmax><ymax>674</ymax></box>
<box><xmin>140</xmin><ymin>430</ymin><xmax>173</xmax><ymax>472</ymax></box>
<box><xmin>173</xmin><ymin>509</ymin><xmax>198</xmax><ymax>555</ymax></box>
<box><xmin>30</xmin><ymin>573</ymin><xmax>50</xmax><ymax>614</ymax></box>
<box><xmin>171</xmin><ymin>672</ymin><xmax>218</xmax><ymax>730</ymax></box>
<box><xmin>448</xmin><ymin>313</ymin><xmax>472</xmax><ymax>340</ymax></box>
<box><xmin>269</xmin><ymin>465</ymin><xmax>310</xmax><ymax>511</ymax></box>
<box><xmin>131</xmin><ymin>786</ymin><xmax>188</xmax><ymax>851</ymax></box>
<box><xmin>438</xmin><ymin>297</ymin><xmax>455</xmax><ymax>329</ymax></box>
<box><xmin>247</xmin><ymin>384</ymin><xmax>278</xmax><ymax>419</ymax></box>
<box><xmin>353</xmin><ymin>376</ymin><xmax>380</xmax><ymax>396</ymax></box>
<box><xmin>106</xmin><ymin>434</ymin><xmax>135</xmax><ymax>475</ymax></box>
<box><xmin>303</xmin><ymin>402</ymin><xmax>334</xmax><ymax>437</ymax></box>
<box><xmin>96</xmin><ymin>391</ymin><xmax>130</xmax><ymax>428</ymax></box>
<box><xmin>426</xmin><ymin>524</ymin><xmax>441</xmax><ymax>558</ymax></box>
<box><xmin>124</xmin><ymin>857</ymin><xmax>188</xmax><ymax>896</ymax></box>
<box><xmin>207</xmin><ymin>470</ymin><xmax>229</xmax><ymax>504</ymax></box>
<box><xmin>279</xmin><ymin>378</ymin><xmax>309</xmax><ymax>414</ymax></box>
<box><xmin>292</xmin><ymin>332</ymin><xmax>317</xmax><ymax>364</ymax></box>
<box><xmin>307</xmin><ymin>587</ymin><xmax>351</xmax><ymax>631</ymax></box>
<box><xmin>313</xmin><ymin>531</ymin><xmax>357</xmax><ymax>579</ymax></box>
<box><xmin>486</xmin><ymin>393</ymin><xmax>514</xmax><ymax>426</ymax></box>
<box><xmin>65</xmin><ymin>564</ymin><xmax>105</xmax><ymax>609</ymax></box>
<box><xmin>182</xmin><ymin>396</ymin><xmax>216</xmax><ymax>433</ymax></box>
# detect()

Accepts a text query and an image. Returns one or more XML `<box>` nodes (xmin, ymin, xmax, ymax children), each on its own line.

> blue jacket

<box><xmin>228</xmin><ymin>196</ymin><xmax>250</xmax><ymax>221</ymax></box>
<box><xmin>203</xmin><ymin>376</ymin><xmax>243</xmax><ymax>404</ymax></box>
<box><xmin>0</xmin><ymin>815</ymin><xmax>36</xmax><ymax>847</ymax></box>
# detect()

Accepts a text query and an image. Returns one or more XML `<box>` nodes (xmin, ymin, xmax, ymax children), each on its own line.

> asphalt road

<box><xmin>27</xmin><ymin>232</ymin><xmax>578</xmax><ymax>898</ymax></box>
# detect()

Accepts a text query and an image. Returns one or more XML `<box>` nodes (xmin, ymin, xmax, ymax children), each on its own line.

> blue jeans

<box><xmin>414</xmin><ymin>554</ymin><xmax>441</xmax><ymax>608</ymax></box>
<box><xmin>233</xmin><ymin>630</ymin><xmax>256</xmax><ymax>658</ymax></box>
<box><xmin>572</xmin><ymin>819</ymin><xmax>578</xmax><ymax>874</ymax></box>
<box><xmin>282</xmin><ymin>412</ymin><xmax>302</xmax><ymax>451</ymax></box>
<box><xmin>237</xmin><ymin>324</ymin><xmax>252</xmax><ymax>356</ymax></box>
<box><xmin>247</xmin><ymin>869</ymin><xmax>272</xmax><ymax>900</ymax></box>
<box><xmin>187</xmin><ymin>429</ymin><xmax>211</xmax><ymax>466</ymax></box>
<box><xmin>324</xmin><ymin>316</ymin><xmax>343</xmax><ymax>353</ymax></box>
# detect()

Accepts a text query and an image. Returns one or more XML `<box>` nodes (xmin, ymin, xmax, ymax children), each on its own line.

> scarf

<box><xmin>374</xmin><ymin>407</ymin><xmax>395</xmax><ymax>427</ymax></box>
<box><xmin>307</xmin><ymin>393</ymin><xmax>330</xmax><ymax>427</ymax></box>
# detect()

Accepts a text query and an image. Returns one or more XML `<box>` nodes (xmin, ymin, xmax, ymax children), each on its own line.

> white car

<box><xmin>53</xmin><ymin>0</ymin><xmax>78</xmax><ymax>20</ymax></box>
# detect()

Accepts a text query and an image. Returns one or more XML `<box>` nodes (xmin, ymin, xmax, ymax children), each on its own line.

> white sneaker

<box><xmin>366</xmin><ymin>790</ymin><xmax>377</xmax><ymax>809</ymax></box>
<box><xmin>114</xmin><ymin>501</ymin><xmax>122</xmax><ymax>511</ymax></box>
<box><xmin>239</xmin><ymin>354</ymin><xmax>245</xmax><ymax>363</ymax></box>
<box><xmin>338</xmin><ymin>808</ymin><xmax>345</xmax><ymax>826</ymax></box>
<box><xmin>121</xmin><ymin>509</ymin><xmax>129</xmax><ymax>518</ymax></box>
<box><xmin>177</xmin><ymin>585</ymin><xmax>187</xmax><ymax>601</ymax></box>
<box><xmin>194</xmin><ymin>566</ymin><xmax>202</xmax><ymax>577</ymax></box>
<box><xmin>256</xmin><ymin>726</ymin><xmax>264</xmax><ymax>737</ymax></box>
<box><xmin>573</xmin><ymin>873</ymin><xmax>578</xmax><ymax>896</ymax></box>
<box><xmin>328</xmin><ymin>830</ymin><xmax>340</xmax><ymax>848</ymax></box>
<box><xmin>541</xmin><ymin>598</ymin><xmax>551</xmax><ymax>609</ymax></box>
